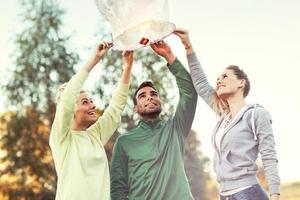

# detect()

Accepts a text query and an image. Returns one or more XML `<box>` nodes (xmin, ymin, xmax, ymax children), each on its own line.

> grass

<box><xmin>280</xmin><ymin>182</ymin><xmax>300</xmax><ymax>200</ymax></box>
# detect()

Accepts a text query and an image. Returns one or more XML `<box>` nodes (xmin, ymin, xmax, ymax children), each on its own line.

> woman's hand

<box><xmin>92</xmin><ymin>42</ymin><xmax>113</xmax><ymax>63</ymax></box>
<box><xmin>120</xmin><ymin>51</ymin><xmax>134</xmax><ymax>84</ymax></box>
<box><xmin>173</xmin><ymin>28</ymin><xmax>191</xmax><ymax>48</ymax></box>
<box><xmin>122</xmin><ymin>51</ymin><xmax>133</xmax><ymax>69</ymax></box>
<box><xmin>270</xmin><ymin>194</ymin><xmax>280</xmax><ymax>200</ymax></box>
<box><xmin>173</xmin><ymin>28</ymin><xmax>194</xmax><ymax>54</ymax></box>
<box><xmin>84</xmin><ymin>42</ymin><xmax>113</xmax><ymax>72</ymax></box>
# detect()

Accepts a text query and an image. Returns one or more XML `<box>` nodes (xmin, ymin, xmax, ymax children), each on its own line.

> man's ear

<box><xmin>133</xmin><ymin>105</ymin><xmax>138</xmax><ymax>113</ymax></box>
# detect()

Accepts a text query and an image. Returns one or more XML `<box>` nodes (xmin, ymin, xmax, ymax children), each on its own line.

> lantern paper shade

<box><xmin>94</xmin><ymin>0</ymin><xmax>175</xmax><ymax>50</ymax></box>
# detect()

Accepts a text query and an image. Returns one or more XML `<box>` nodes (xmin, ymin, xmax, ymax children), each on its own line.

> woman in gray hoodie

<box><xmin>173</xmin><ymin>29</ymin><xmax>280</xmax><ymax>200</ymax></box>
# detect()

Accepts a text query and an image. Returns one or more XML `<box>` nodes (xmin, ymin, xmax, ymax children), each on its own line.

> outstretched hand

<box><xmin>173</xmin><ymin>28</ymin><xmax>192</xmax><ymax>50</ymax></box>
<box><xmin>84</xmin><ymin>42</ymin><xmax>113</xmax><ymax>72</ymax></box>
<box><xmin>122</xmin><ymin>51</ymin><xmax>134</xmax><ymax>69</ymax></box>
<box><xmin>150</xmin><ymin>41</ymin><xmax>176</xmax><ymax>64</ymax></box>
<box><xmin>92</xmin><ymin>42</ymin><xmax>113</xmax><ymax>62</ymax></box>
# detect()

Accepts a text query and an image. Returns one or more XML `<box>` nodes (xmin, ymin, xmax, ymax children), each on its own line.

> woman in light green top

<box><xmin>49</xmin><ymin>42</ymin><xmax>133</xmax><ymax>200</ymax></box>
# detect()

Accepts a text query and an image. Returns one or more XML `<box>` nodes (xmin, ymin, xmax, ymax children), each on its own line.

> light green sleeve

<box><xmin>87</xmin><ymin>83</ymin><xmax>129</xmax><ymax>145</ymax></box>
<box><xmin>50</xmin><ymin>69</ymin><xmax>89</xmax><ymax>145</ymax></box>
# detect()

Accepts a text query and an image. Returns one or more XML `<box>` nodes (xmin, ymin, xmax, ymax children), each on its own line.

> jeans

<box><xmin>220</xmin><ymin>184</ymin><xmax>269</xmax><ymax>200</ymax></box>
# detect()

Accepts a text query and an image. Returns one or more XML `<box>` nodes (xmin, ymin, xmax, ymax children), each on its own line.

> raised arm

<box><xmin>50</xmin><ymin>42</ymin><xmax>111</xmax><ymax>145</ymax></box>
<box><xmin>151</xmin><ymin>41</ymin><xmax>197</xmax><ymax>139</ymax></box>
<box><xmin>120</xmin><ymin>51</ymin><xmax>133</xmax><ymax>84</ymax></box>
<box><xmin>83</xmin><ymin>42</ymin><xmax>113</xmax><ymax>72</ymax></box>
<box><xmin>88</xmin><ymin>51</ymin><xmax>133</xmax><ymax>145</ymax></box>
<box><xmin>174</xmin><ymin>29</ymin><xmax>216</xmax><ymax>111</ymax></box>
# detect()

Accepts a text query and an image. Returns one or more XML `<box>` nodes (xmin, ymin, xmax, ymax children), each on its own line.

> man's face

<box><xmin>134</xmin><ymin>86</ymin><xmax>161</xmax><ymax>118</ymax></box>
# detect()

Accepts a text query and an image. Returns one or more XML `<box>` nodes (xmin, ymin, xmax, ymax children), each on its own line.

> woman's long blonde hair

<box><xmin>212</xmin><ymin>94</ymin><xmax>229</xmax><ymax>117</ymax></box>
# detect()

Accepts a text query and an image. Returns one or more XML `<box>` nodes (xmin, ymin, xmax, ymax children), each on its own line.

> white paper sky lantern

<box><xmin>94</xmin><ymin>0</ymin><xmax>175</xmax><ymax>50</ymax></box>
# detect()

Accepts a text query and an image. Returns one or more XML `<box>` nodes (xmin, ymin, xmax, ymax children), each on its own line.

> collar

<box><xmin>138</xmin><ymin>118</ymin><xmax>163</xmax><ymax>130</ymax></box>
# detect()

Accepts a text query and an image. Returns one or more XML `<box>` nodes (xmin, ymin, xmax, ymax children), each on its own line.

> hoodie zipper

<box><xmin>213</xmin><ymin>118</ymin><xmax>224</xmax><ymax>165</ymax></box>
<box><xmin>214</xmin><ymin>105</ymin><xmax>254</xmax><ymax>174</ymax></box>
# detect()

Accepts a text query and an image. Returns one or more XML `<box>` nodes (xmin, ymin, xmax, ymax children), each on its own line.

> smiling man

<box><xmin>110</xmin><ymin>41</ymin><xmax>198</xmax><ymax>200</ymax></box>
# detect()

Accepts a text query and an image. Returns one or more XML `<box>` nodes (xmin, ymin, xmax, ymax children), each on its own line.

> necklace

<box><xmin>223</xmin><ymin>114</ymin><xmax>232</xmax><ymax>129</ymax></box>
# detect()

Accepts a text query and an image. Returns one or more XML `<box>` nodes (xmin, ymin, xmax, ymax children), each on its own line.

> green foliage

<box><xmin>0</xmin><ymin>1</ymin><xmax>212</xmax><ymax>199</ymax></box>
<box><xmin>5</xmin><ymin>0</ymin><xmax>78</xmax><ymax>113</ymax></box>
<box><xmin>0</xmin><ymin>0</ymin><xmax>78</xmax><ymax>199</ymax></box>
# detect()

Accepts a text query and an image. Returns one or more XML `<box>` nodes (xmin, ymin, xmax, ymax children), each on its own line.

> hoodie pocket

<box><xmin>224</xmin><ymin>150</ymin><xmax>244</xmax><ymax>170</ymax></box>
<box><xmin>219</xmin><ymin>150</ymin><xmax>252</xmax><ymax>180</ymax></box>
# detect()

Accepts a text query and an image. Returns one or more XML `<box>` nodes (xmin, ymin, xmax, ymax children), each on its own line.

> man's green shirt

<box><xmin>110</xmin><ymin>59</ymin><xmax>198</xmax><ymax>200</ymax></box>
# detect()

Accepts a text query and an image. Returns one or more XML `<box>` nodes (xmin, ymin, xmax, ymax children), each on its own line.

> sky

<box><xmin>1</xmin><ymin>0</ymin><xmax>300</xmax><ymax>183</ymax></box>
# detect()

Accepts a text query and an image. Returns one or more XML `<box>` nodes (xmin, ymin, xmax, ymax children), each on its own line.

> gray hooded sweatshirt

<box><xmin>187</xmin><ymin>52</ymin><xmax>280</xmax><ymax>194</ymax></box>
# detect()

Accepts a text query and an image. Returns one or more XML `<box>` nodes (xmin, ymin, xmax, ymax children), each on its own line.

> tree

<box><xmin>184</xmin><ymin>130</ymin><xmax>212</xmax><ymax>200</ymax></box>
<box><xmin>0</xmin><ymin>0</ymin><xmax>78</xmax><ymax>199</ymax></box>
<box><xmin>0</xmin><ymin>0</ymin><xmax>213</xmax><ymax>198</ymax></box>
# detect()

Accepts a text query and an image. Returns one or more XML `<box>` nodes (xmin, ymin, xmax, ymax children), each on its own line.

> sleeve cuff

<box><xmin>187</xmin><ymin>52</ymin><xmax>200</xmax><ymax>67</ymax></box>
<box><xmin>187</xmin><ymin>52</ymin><xmax>197</xmax><ymax>60</ymax></box>
<box><xmin>78</xmin><ymin>68</ymin><xmax>89</xmax><ymax>81</ymax></box>
<box><xmin>168</xmin><ymin>58</ymin><xmax>182</xmax><ymax>74</ymax></box>
<box><xmin>117</xmin><ymin>82</ymin><xmax>130</xmax><ymax>93</ymax></box>
<box><xmin>269</xmin><ymin>184</ymin><xmax>280</xmax><ymax>195</ymax></box>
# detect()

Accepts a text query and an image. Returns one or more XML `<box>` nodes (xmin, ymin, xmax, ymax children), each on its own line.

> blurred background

<box><xmin>0</xmin><ymin>0</ymin><xmax>299</xmax><ymax>199</ymax></box>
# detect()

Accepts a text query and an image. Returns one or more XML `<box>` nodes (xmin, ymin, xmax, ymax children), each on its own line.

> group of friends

<box><xmin>49</xmin><ymin>28</ymin><xmax>280</xmax><ymax>200</ymax></box>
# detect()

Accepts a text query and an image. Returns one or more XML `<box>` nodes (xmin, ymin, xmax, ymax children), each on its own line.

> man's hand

<box><xmin>150</xmin><ymin>41</ymin><xmax>176</xmax><ymax>64</ymax></box>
